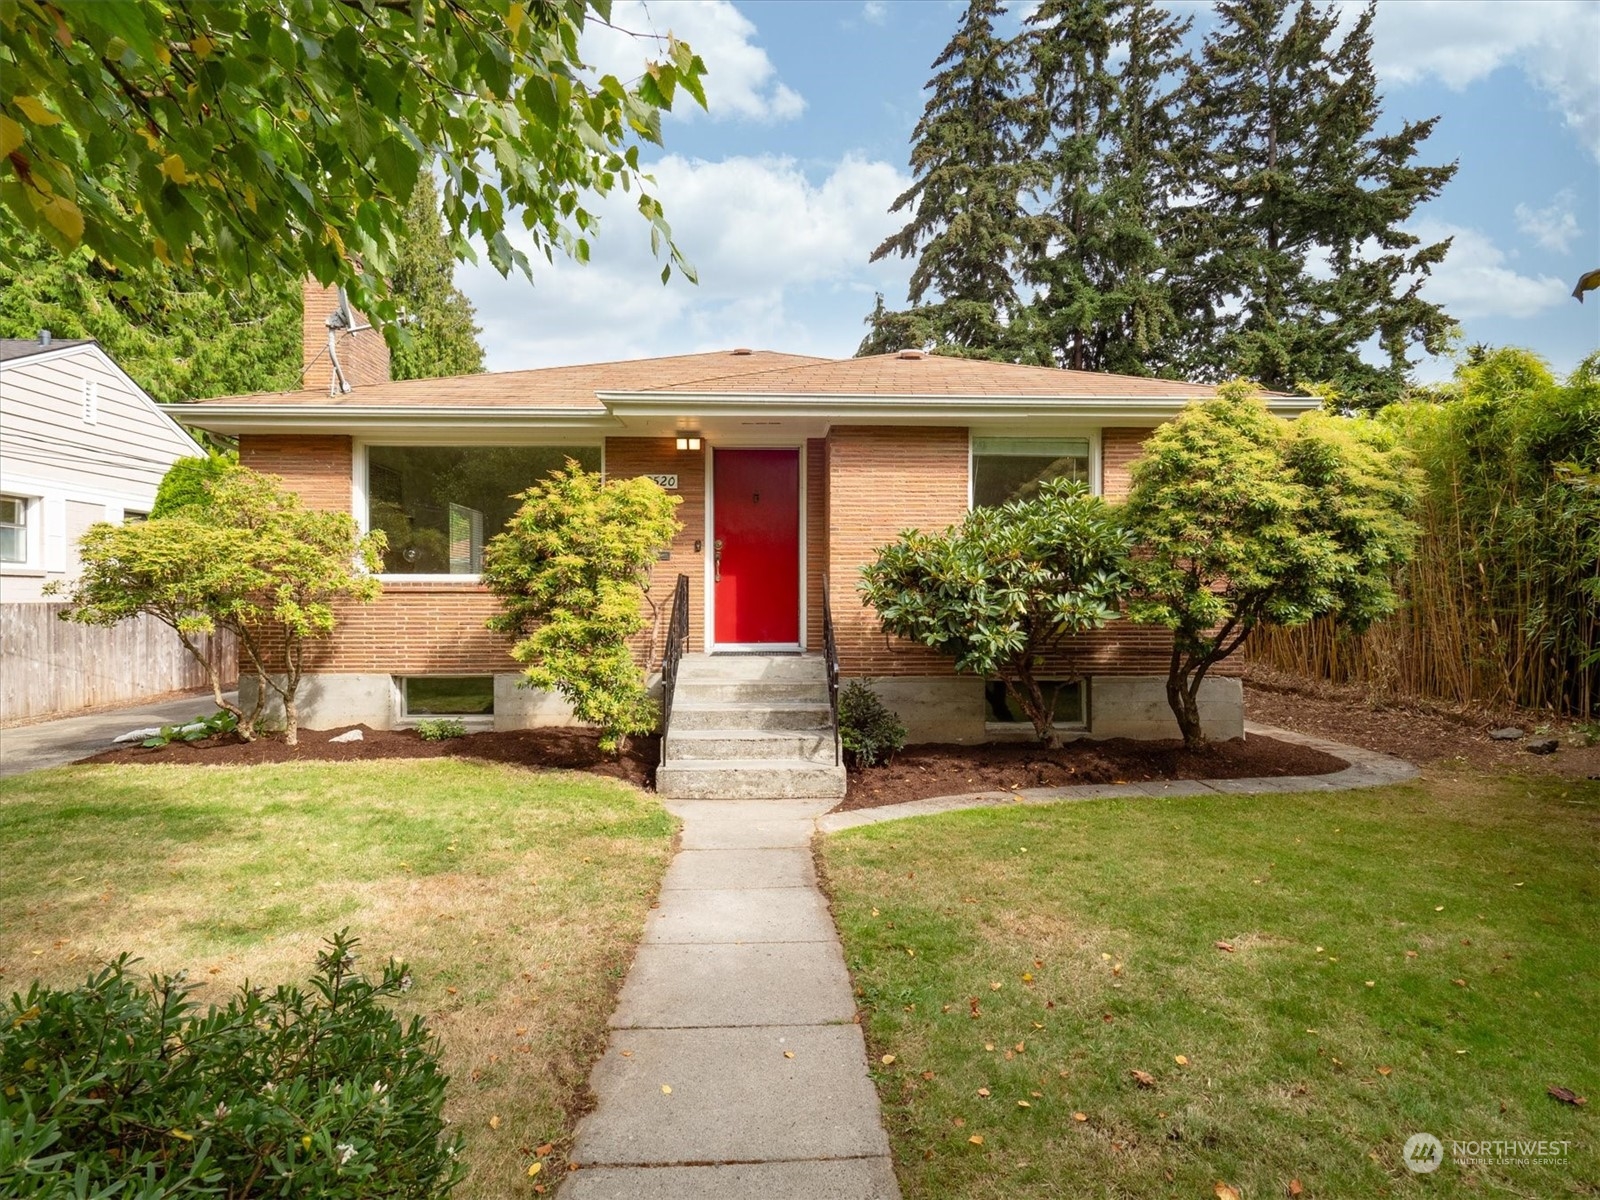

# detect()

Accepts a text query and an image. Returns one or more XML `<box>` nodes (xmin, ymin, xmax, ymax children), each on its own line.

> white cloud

<box><xmin>459</xmin><ymin>154</ymin><xmax>912</xmax><ymax>369</ymax></box>
<box><xmin>861</xmin><ymin>1</ymin><xmax>888</xmax><ymax>25</ymax></box>
<box><xmin>1407</xmin><ymin>219</ymin><xmax>1569</xmax><ymax>320</ymax></box>
<box><xmin>1361</xmin><ymin>0</ymin><xmax>1600</xmax><ymax>160</ymax></box>
<box><xmin>1514</xmin><ymin>189</ymin><xmax>1582</xmax><ymax>254</ymax></box>
<box><xmin>584</xmin><ymin>1</ymin><xmax>804</xmax><ymax>122</ymax></box>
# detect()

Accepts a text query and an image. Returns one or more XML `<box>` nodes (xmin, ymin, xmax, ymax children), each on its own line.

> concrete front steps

<box><xmin>656</xmin><ymin>654</ymin><xmax>847</xmax><ymax>800</ymax></box>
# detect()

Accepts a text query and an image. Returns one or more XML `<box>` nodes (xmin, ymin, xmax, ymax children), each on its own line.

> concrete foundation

<box><xmin>848</xmin><ymin>674</ymin><xmax>1244</xmax><ymax>744</ymax></box>
<box><xmin>239</xmin><ymin>672</ymin><xmax>574</xmax><ymax>731</ymax></box>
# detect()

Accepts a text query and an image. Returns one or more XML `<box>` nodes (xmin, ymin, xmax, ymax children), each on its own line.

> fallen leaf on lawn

<box><xmin>1365</xmin><ymin>980</ymin><xmax>1376</xmax><ymax>987</ymax></box>
<box><xmin>1215</xmin><ymin>941</ymin><xmax>1236</xmax><ymax>952</ymax></box>
<box><xmin>1214</xmin><ymin>1183</ymin><xmax>1241</xmax><ymax>1200</ymax></box>
<box><xmin>535</xmin><ymin>1144</ymin><xmax>553</xmax><ymax>1156</ymax></box>
<box><xmin>1021</xmin><ymin>972</ymin><xmax>1033</xmax><ymax>982</ymax></box>
<box><xmin>871</xmin><ymin>908</ymin><xmax>879</xmax><ymax>916</ymax></box>
<box><xmin>516</xmin><ymin>1027</ymin><xmax>527</xmax><ymax>1036</ymax></box>
<box><xmin>1548</xmin><ymin>1086</ymin><xmax>1588</xmax><ymax>1106</ymax></box>
<box><xmin>1014</xmin><ymin>1042</ymin><xmax>1026</xmax><ymax>1053</ymax></box>
<box><xmin>446</xmin><ymin>987</ymin><xmax>458</xmax><ymax>996</ymax></box>
<box><xmin>527</xmin><ymin>1163</ymin><xmax>542</xmax><ymax>1177</ymax></box>
<box><xmin>1101</xmin><ymin>952</ymin><xmax>1112</xmax><ymax>961</ymax></box>
<box><xmin>1017</xmin><ymin>1100</ymin><xmax>1031</xmax><ymax>1108</ymax></box>
<box><xmin>968</xmin><ymin>1134</ymin><xmax>984</xmax><ymax>1145</ymax></box>
<box><xmin>1112</xmin><ymin>962</ymin><xmax>1124</xmax><ymax>976</ymax></box>
<box><xmin>922</xmin><ymin>1070</ymin><xmax>935</xmax><ymax>1080</ymax></box>
<box><xmin>488</xmin><ymin>1116</ymin><xmax>501</xmax><ymax>1130</ymax></box>
<box><xmin>881</xmin><ymin>1054</ymin><xmax>896</xmax><ymax>1065</ymax></box>
<box><xmin>991</xmin><ymin>981</ymin><xmax>1003</xmax><ymax>990</ymax></box>
<box><xmin>952</xmin><ymin>1117</ymin><xmax>965</xmax><ymax>1127</ymax></box>
<box><xmin>1405</xmin><ymin>950</ymin><xmax>1417</xmax><ymax>958</ymax></box>
<box><xmin>660</xmin><ymin>1085</ymin><xmax>672</xmax><ymax>1094</ymax></box>
<box><xmin>1435</xmin><ymin>905</ymin><xmax>1445</xmax><ymax>911</ymax></box>
<box><xmin>906</xmin><ymin>948</ymin><xmax>916</xmax><ymax>957</ymax></box>
<box><xmin>984</xmin><ymin>1042</ymin><xmax>995</xmax><ymax>1051</ymax></box>
<box><xmin>1175</xmin><ymin>1055</ymin><xmax>1189</xmax><ymax>1066</ymax></box>
<box><xmin>1453</xmin><ymin>978</ymin><xmax>1467</xmax><ymax>987</ymax></box>
<box><xmin>977</xmin><ymin>1087</ymin><xmax>990</xmax><ymax>1097</ymax></box>
<box><xmin>1378</xmin><ymin>1066</ymin><xmax>1392</xmax><ymax>1076</ymax></box>
<box><xmin>1131</xmin><ymin>1069</ymin><xmax>1156</xmax><ymax>1088</ymax></box>
<box><xmin>621</xmin><ymin>1050</ymin><xmax>633</xmax><ymax>1058</ymax></box>
<box><xmin>1289</xmin><ymin>1181</ymin><xmax>1304</xmax><ymax>1197</ymax></box>
<box><xmin>1072</xmin><ymin>1112</ymin><xmax>1088</xmax><ymax>1122</ymax></box>
<box><xmin>784</xmin><ymin>1051</ymin><xmax>795</xmax><ymax>1059</ymax></box>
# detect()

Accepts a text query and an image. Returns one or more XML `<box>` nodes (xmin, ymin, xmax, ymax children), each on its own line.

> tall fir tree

<box><xmin>0</xmin><ymin>218</ymin><xmax>299</xmax><ymax>403</ymax></box>
<box><xmin>390</xmin><ymin>174</ymin><xmax>486</xmax><ymax>381</ymax></box>
<box><xmin>1181</xmin><ymin>0</ymin><xmax>1456</xmax><ymax>403</ymax></box>
<box><xmin>1017</xmin><ymin>0</ymin><xmax>1197</xmax><ymax>375</ymax></box>
<box><xmin>860</xmin><ymin>0</ymin><xmax>1029</xmax><ymax>359</ymax></box>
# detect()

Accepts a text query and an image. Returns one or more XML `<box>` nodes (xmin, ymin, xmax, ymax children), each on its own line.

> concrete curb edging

<box><xmin>815</xmin><ymin>723</ymin><xmax>1419</xmax><ymax>834</ymax></box>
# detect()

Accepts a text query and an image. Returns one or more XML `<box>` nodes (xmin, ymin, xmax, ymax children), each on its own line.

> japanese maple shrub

<box><xmin>482</xmin><ymin>463</ymin><xmax>681</xmax><ymax>755</ymax></box>
<box><xmin>860</xmin><ymin>479</ymin><xmax>1130</xmax><ymax>744</ymax></box>
<box><xmin>0</xmin><ymin>932</ymin><xmax>462</xmax><ymax>1197</ymax></box>
<box><xmin>1124</xmin><ymin>384</ymin><xmax>1419</xmax><ymax>748</ymax></box>
<box><xmin>55</xmin><ymin>465</ymin><xmax>384</xmax><ymax>745</ymax></box>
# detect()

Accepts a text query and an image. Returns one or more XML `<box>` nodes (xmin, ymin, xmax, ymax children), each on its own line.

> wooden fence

<box><xmin>0</xmin><ymin>603</ymin><xmax>238</xmax><ymax>725</ymax></box>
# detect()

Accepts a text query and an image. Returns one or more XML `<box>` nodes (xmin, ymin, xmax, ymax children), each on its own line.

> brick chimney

<box><xmin>301</xmin><ymin>278</ymin><xmax>391</xmax><ymax>394</ymax></box>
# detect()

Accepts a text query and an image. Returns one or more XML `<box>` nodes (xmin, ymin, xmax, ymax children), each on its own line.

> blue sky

<box><xmin>458</xmin><ymin>0</ymin><xmax>1600</xmax><ymax>385</ymax></box>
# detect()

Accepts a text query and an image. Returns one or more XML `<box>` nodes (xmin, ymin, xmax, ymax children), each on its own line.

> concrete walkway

<box><xmin>565</xmin><ymin>797</ymin><xmax>900</xmax><ymax>1199</ymax></box>
<box><xmin>0</xmin><ymin>691</ymin><xmax>236</xmax><ymax>779</ymax></box>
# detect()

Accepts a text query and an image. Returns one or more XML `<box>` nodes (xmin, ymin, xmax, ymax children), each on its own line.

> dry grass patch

<box><xmin>822</xmin><ymin>771</ymin><xmax>1599</xmax><ymax>1198</ymax></box>
<box><xmin>0</xmin><ymin>759</ymin><xmax>674</xmax><ymax>1198</ymax></box>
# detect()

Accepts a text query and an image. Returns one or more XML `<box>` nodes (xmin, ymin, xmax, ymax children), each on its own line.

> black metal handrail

<box><xmin>821</xmin><ymin>576</ymin><xmax>843</xmax><ymax>766</ymax></box>
<box><xmin>659</xmin><ymin>573</ymin><xmax>690</xmax><ymax>764</ymax></box>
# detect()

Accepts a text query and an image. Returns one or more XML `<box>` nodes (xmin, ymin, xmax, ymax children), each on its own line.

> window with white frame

<box><xmin>971</xmin><ymin>437</ymin><xmax>1091</xmax><ymax>508</ymax></box>
<box><xmin>0</xmin><ymin>495</ymin><xmax>29</xmax><ymax>563</ymax></box>
<box><xmin>366</xmin><ymin>445</ymin><xmax>601</xmax><ymax>574</ymax></box>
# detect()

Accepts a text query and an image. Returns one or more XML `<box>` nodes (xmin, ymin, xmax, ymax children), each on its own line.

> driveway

<box><xmin>0</xmin><ymin>692</ymin><xmax>238</xmax><ymax>779</ymax></box>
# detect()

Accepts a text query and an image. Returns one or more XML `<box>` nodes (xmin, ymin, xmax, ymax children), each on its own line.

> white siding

<box><xmin>0</xmin><ymin>344</ymin><xmax>202</xmax><ymax>598</ymax></box>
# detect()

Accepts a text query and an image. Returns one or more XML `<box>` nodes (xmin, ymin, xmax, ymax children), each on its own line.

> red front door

<box><xmin>713</xmin><ymin>448</ymin><xmax>800</xmax><ymax>645</ymax></box>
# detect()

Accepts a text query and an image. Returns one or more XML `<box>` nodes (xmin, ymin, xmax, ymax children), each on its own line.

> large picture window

<box><xmin>367</xmin><ymin>445</ymin><xmax>600</xmax><ymax>575</ymax></box>
<box><xmin>972</xmin><ymin>437</ymin><xmax>1091</xmax><ymax>508</ymax></box>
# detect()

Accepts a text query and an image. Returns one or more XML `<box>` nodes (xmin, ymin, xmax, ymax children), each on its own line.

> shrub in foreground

<box><xmin>0</xmin><ymin>932</ymin><xmax>462</xmax><ymax>1198</ymax></box>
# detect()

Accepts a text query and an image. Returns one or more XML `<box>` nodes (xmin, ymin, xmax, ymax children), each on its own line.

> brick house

<box><xmin>172</xmin><ymin>283</ymin><xmax>1314</xmax><ymax>756</ymax></box>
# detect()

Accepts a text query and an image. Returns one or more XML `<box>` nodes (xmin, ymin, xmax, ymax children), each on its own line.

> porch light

<box><xmin>675</xmin><ymin>436</ymin><xmax>702</xmax><ymax>451</ymax></box>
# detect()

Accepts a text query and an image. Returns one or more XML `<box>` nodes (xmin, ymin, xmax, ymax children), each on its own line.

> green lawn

<box><xmin>0</xmin><ymin>759</ymin><xmax>675</xmax><ymax>1198</ymax></box>
<box><xmin>821</xmin><ymin>773</ymin><xmax>1600</xmax><ymax>1198</ymax></box>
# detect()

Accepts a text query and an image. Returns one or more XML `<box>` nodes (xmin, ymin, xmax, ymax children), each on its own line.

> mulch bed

<box><xmin>88</xmin><ymin>722</ymin><xmax>1351</xmax><ymax>810</ymax></box>
<box><xmin>835</xmin><ymin>733</ymin><xmax>1344</xmax><ymax>812</ymax></box>
<box><xmin>86</xmin><ymin>725</ymin><xmax>658</xmax><ymax>790</ymax></box>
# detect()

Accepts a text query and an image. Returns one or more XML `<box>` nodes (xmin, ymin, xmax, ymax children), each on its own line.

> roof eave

<box><xmin>162</xmin><ymin>403</ymin><xmax>616</xmax><ymax>435</ymax></box>
<box><xmin>598</xmin><ymin>391</ymin><xmax>1321</xmax><ymax>421</ymax></box>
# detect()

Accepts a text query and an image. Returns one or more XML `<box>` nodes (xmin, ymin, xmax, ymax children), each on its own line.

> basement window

<box><xmin>984</xmin><ymin>679</ymin><xmax>1087</xmax><ymax>729</ymax></box>
<box><xmin>367</xmin><ymin>445</ymin><xmax>600</xmax><ymax>575</ymax></box>
<box><xmin>402</xmin><ymin>676</ymin><xmax>495</xmax><ymax>716</ymax></box>
<box><xmin>972</xmin><ymin>437</ymin><xmax>1091</xmax><ymax>508</ymax></box>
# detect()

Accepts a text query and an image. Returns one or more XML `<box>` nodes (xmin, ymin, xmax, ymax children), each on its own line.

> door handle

<box><xmin>714</xmin><ymin>539</ymin><xmax>723</xmax><ymax>583</ymax></box>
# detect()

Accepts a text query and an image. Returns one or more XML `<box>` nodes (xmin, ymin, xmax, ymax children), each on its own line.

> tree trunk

<box><xmin>1009</xmin><ymin>671</ymin><xmax>1058</xmax><ymax>748</ymax></box>
<box><xmin>1165</xmin><ymin>669</ymin><xmax>1206</xmax><ymax>751</ymax></box>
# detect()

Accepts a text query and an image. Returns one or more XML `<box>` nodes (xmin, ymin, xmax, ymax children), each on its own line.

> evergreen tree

<box><xmin>1182</xmin><ymin>0</ymin><xmax>1456</xmax><ymax>404</ymax></box>
<box><xmin>390</xmin><ymin>174</ymin><xmax>486</xmax><ymax>381</ymax></box>
<box><xmin>860</xmin><ymin>0</ymin><xmax>1029</xmax><ymax>358</ymax></box>
<box><xmin>0</xmin><ymin>220</ymin><xmax>299</xmax><ymax>403</ymax></box>
<box><xmin>1017</xmin><ymin>0</ymin><xmax>1197</xmax><ymax>375</ymax></box>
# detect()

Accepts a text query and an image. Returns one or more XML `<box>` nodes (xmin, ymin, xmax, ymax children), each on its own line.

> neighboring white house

<box><xmin>0</xmin><ymin>335</ymin><xmax>203</xmax><ymax>602</ymax></box>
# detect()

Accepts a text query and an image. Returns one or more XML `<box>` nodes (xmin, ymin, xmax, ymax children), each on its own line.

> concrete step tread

<box><xmin>659</xmin><ymin>757</ymin><xmax>844</xmax><ymax>771</ymax></box>
<box><xmin>673</xmin><ymin>699</ymin><xmax>831</xmax><ymax>713</ymax></box>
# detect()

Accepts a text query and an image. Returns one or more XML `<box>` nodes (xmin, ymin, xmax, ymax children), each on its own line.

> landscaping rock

<box><xmin>1489</xmin><ymin>727</ymin><xmax>1525</xmax><ymax>741</ymax></box>
<box><xmin>1524</xmin><ymin>737</ymin><xmax>1559</xmax><ymax>755</ymax></box>
<box><xmin>113</xmin><ymin>727</ymin><xmax>164</xmax><ymax>744</ymax></box>
<box><xmin>329</xmin><ymin>729</ymin><xmax>364</xmax><ymax>743</ymax></box>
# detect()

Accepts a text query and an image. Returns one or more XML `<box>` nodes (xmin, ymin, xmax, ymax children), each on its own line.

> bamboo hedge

<box><xmin>1249</xmin><ymin>348</ymin><xmax>1600</xmax><ymax>719</ymax></box>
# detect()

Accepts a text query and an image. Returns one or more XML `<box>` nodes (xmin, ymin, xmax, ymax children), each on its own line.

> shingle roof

<box><xmin>640</xmin><ymin>351</ymin><xmax>1230</xmax><ymax>399</ymax></box>
<box><xmin>0</xmin><ymin>337</ymin><xmax>94</xmax><ymax>362</ymax></box>
<box><xmin>181</xmin><ymin>350</ymin><xmax>831</xmax><ymax>409</ymax></box>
